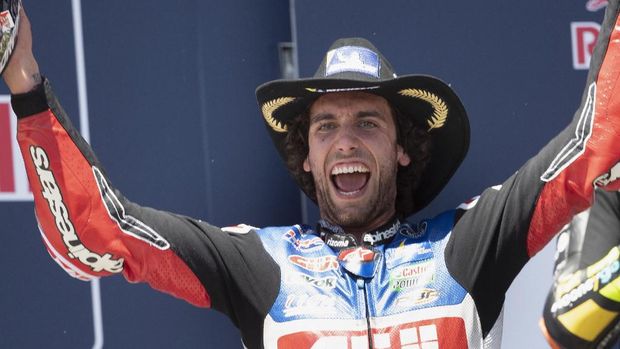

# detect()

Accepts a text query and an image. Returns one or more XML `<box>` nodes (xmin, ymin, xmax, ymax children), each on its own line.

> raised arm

<box><xmin>3</xmin><ymin>9</ymin><xmax>212</xmax><ymax>303</ymax></box>
<box><xmin>443</xmin><ymin>0</ymin><xmax>620</xmax><ymax>336</ymax></box>
<box><xmin>1</xmin><ymin>8</ymin><xmax>280</xmax><ymax>342</ymax></box>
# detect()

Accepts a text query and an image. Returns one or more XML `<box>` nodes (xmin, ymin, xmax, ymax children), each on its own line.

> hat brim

<box><xmin>256</xmin><ymin>74</ymin><xmax>470</xmax><ymax>216</ymax></box>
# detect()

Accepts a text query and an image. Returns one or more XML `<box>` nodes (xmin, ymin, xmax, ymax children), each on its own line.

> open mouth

<box><xmin>331</xmin><ymin>164</ymin><xmax>370</xmax><ymax>196</ymax></box>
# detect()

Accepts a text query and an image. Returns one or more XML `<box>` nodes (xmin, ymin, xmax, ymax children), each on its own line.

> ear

<box><xmin>397</xmin><ymin>145</ymin><xmax>411</xmax><ymax>167</ymax></box>
<box><xmin>303</xmin><ymin>157</ymin><xmax>311</xmax><ymax>172</ymax></box>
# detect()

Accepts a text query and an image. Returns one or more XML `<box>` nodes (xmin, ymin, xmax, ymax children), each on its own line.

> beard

<box><xmin>314</xmin><ymin>162</ymin><xmax>399</xmax><ymax>231</ymax></box>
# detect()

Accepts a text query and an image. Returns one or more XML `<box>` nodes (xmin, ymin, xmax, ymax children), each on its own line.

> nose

<box><xmin>334</xmin><ymin>126</ymin><xmax>359</xmax><ymax>154</ymax></box>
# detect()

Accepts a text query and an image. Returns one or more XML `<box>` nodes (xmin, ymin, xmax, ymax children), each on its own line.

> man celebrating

<box><xmin>4</xmin><ymin>2</ymin><xmax>620</xmax><ymax>348</ymax></box>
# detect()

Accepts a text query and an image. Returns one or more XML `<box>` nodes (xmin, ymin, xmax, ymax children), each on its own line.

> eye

<box><xmin>359</xmin><ymin>120</ymin><xmax>378</xmax><ymax>129</ymax></box>
<box><xmin>317</xmin><ymin>122</ymin><xmax>337</xmax><ymax>132</ymax></box>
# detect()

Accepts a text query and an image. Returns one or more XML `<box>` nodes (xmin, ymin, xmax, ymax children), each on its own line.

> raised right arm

<box><xmin>2</xmin><ymin>10</ymin><xmax>280</xmax><ymax>340</ymax></box>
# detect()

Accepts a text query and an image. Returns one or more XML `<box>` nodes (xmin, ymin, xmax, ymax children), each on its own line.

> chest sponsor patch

<box><xmin>338</xmin><ymin>247</ymin><xmax>375</xmax><ymax>263</ymax></box>
<box><xmin>283</xmin><ymin>294</ymin><xmax>337</xmax><ymax>317</ymax></box>
<box><xmin>324</xmin><ymin>233</ymin><xmax>357</xmax><ymax>250</ymax></box>
<box><xmin>389</xmin><ymin>261</ymin><xmax>435</xmax><ymax>291</ymax></box>
<box><xmin>283</xmin><ymin>229</ymin><xmax>324</xmax><ymax>252</ymax></box>
<box><xmin>288</xmin><ymin>255</ymin><xmax>339</xmax><ymax>272</ymax></box>
<box><xmin>387</xmin><ymin>239</ymin><xmax>434</xmax><ymax>266</ymax></box>
<box><xmin>395</xmin><ymin>288</ymin><xmax>440</xmax><ymax>307</ymax></box>
<box><xmin>285</xmin><ymin>272</ymin><xmax>337</xmax><ymax>289</ymax></box>
<box><xmin>276</xmin><ymin>317</ymin><xmax>468</xmax><ymax>348</ymax></box>
<box><xmin>338</xmin><ymin>247</ymin><xmax>379</xmax><ymax>278</ymax></box>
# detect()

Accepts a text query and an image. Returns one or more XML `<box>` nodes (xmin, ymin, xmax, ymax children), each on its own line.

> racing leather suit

<box><xmin>12</xmin><ymin>2</ymin><xmax>620</xmax><ymax>348</ymax></box>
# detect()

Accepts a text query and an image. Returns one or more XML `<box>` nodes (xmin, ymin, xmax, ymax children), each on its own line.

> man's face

<box><xmin>303</xmin><ymin>92</ymin><xmax>411</xmax><ymax>233</ymax></box>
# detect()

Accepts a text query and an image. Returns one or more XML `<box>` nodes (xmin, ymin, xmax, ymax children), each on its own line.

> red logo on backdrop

<box><xmin>586</xmin><ymin>0</ymin><xmax>608</xmax><ymax>11</ymax></box>
<box><xmin>277</xmin><ymin>317</ymin><xmax>468</xmax><ymax>349</ymax></box>
<box><xmin>0</xmin><ymin>96</ymin><xmax>31</xmax><ymax>201</ymax></box>
<box><xmin>571</xmin><ymin>22</ymin><xmax>601</xmax><ymax>70</ymax></box>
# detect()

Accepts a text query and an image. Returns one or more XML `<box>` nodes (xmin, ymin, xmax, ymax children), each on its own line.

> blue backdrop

<box><xmin>0</xmin><ymin>0</ymin><xmax>607</xmax><ymax>348</ymax></box>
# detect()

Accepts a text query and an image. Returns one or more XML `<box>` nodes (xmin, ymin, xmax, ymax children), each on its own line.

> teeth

<box><xmin>331</xmin><ymin>164</ymin><xmax>370</xmax><ymax>175</ymax></box>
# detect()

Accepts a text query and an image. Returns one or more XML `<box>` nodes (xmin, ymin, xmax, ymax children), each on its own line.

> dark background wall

<box><xmin>0</xmin><ymin>0</ymin><xmax>606</xmax><ymax>348</ymax></box>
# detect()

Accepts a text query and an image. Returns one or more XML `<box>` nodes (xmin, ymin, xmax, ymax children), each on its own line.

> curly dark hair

<box><xmin>283</xmin><ymin>103</ymin><xmax>432</xmax><ymax>218</ymax></box>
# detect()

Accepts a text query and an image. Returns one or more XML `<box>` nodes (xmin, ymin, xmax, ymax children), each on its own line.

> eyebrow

<box><xmin>357</xmin><ymin>110</ymin><xmax>382</xmax><ymax>118</ymax></box>
<box><xmin>309</xmin><ymin>112</ymin><xmax>335</xmax><ymax>124</ymax></box>
<box><xmin>309</xmin><ymin>110</ymin><xmax>384</xmax><ymax>124</ymax></box>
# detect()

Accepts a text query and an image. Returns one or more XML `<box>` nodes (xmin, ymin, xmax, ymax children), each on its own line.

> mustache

<box><xmin>327</xmin><ymin>149</ymin><xmax>372</xmax><ymax>164</ymax></box>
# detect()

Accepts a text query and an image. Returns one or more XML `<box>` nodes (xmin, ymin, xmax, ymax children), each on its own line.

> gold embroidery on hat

<box><xmin>398</xmin><ymin>89</ymin><xmax>448</xmax><ymax>131</ymax></box>
<box><xmin>261</xmin><ymin>97</ymin><xmax>296</xmax><ymax>133</ymax></box>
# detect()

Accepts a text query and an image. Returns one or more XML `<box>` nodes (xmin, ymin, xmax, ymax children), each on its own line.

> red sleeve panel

<box><xmin>12</xmin><ymin>79</ymin><xmax>283</xmax><ymax>343</ymax></box>
<box><xmin>445</xmin><ymin>2</ymin><xmax>620</xmax><ymax>336</ymax></box>
<box><xmin>16</xmin><ymin>86</ymin><xmax>210</xmax><ymax>308</ymax></box>
<box><xmin>527</xmin><ymin>4</ymin><xmax>620</xmax><ymax>257</ymax></box>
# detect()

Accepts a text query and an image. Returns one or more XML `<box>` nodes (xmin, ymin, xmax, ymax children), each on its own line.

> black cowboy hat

<box><xmin>255</xmin><ymin>37</ymin><xmax>470</xmax><ymax>216</ymax></box>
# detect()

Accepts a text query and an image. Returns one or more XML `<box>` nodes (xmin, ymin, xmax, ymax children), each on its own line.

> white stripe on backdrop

<box><xmin>70</xmin><ymin>0</ymin><xmax>103</xmax><ymax>348</ymax></box>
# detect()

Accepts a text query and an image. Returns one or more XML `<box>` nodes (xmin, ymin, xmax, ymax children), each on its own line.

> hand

<box><xmin>2</xmin><ymin>8</ymin><xmax>40</xmax><ymax>94</ymax></box>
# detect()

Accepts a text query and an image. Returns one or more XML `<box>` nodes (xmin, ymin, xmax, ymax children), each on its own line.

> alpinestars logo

<box><xmin>363</xmin><ymin>221</ymin><xmax>399</xmax><ymax>245</ymax></box>
<box><xmin>30</xmin><ymin>145</ymin><xmax>123</xmax><ymax>273</ymax></box>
